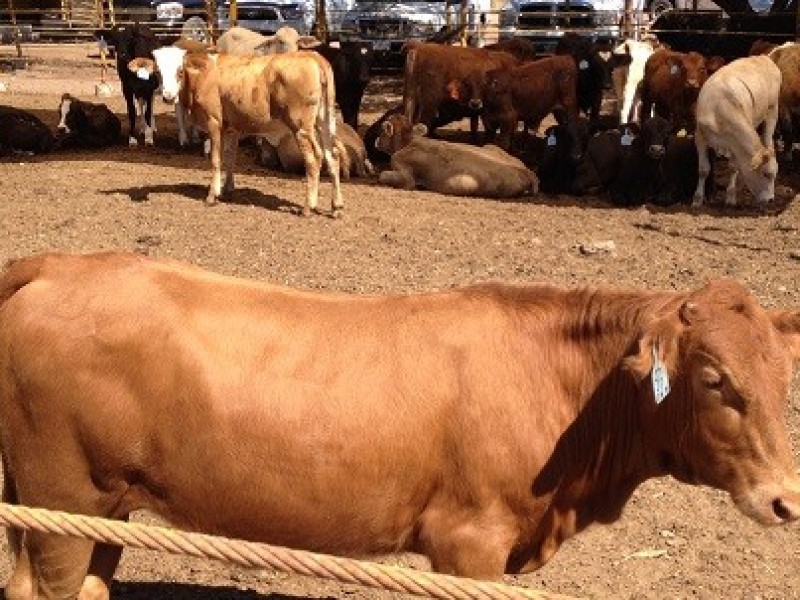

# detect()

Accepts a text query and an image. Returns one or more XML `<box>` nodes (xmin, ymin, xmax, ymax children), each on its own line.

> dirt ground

<box><xmin>2</xmin><ymin>42</ymin><xmax>800</xmax><ymax>600</ymax></box>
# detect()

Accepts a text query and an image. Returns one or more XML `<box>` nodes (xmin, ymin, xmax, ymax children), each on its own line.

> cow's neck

<box><xmin>512</xmin><ymin>287</ymin><xmax>683</xmax><ymax>572</ymax></box>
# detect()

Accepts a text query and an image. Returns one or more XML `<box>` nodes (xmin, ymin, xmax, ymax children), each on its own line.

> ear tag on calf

<box><xmin>670</xmin><ymin>64</ymin><xmax>679</xmax><ymax>75</ymax></box>
<box><xmin>579</xmin><ymin>59</ymin><xmax>589</xmax><ymax>70</ymax></box>
<box><xmin>621</xmin><ymin>131</ymin><xmax>633</xmax><ymax>146</ymax></box>
<box><xmin>651</xmin><ymin>343</ymin><xmax>671</xmax><ymax>405</ymax></box>
<box><xmin>676</xmin><ymin>129</ymin><xmax>687</xmax><ymax>138</ymax></box>
<box><xmin>137</xmin><ymin>68</ymin><xmax>150</xmax><ymax>81</ymax></box>
<box><xmin>547</xmin><ymin>133</ymin><xmax>557</xmax><ymax>146</ymax></box>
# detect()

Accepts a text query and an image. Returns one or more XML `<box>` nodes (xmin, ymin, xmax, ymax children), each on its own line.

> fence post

<box><xmin>205</xmin><ymin>0</ymin><xmax>217</xmax><ymax>40</ymax></box>
<box><xmin>7</xmin><ymin>0</ymin><xmax>22</xmax><ymax>60</ymax></box>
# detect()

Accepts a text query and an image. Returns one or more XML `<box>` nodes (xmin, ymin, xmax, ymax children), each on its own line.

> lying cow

<box><xmin>216</xmin><ymin>25</ymin><xmax>319</xmax><ymax>55</ymax></box>
<box><xmin>374</xmin><ymin>113</ymin><xmax>538</xmax><ymax>197</ymax></box>
<box><xmin>259</xmin><ymin>119</ymin><xmax>369</xmax><ymax>178</ymax></box>
<box><xmin>3</xmin><ymin>251</ymin><xmax>800</xmax><ymax>599</ymax></box>
<box><xmin>152</xmin><ymin>47</ymin><xmax>343</xmax><ymax>216</ymax></box>
<box><xmin>693</xmin><ymin>55</ymin><xmax>781</xmax><ymax>206</ymax></box>
<box><xmin>0</xmin><ymin>105</ymin><xmax>55</xmax><ymax>155</ymax></box>
<box><xmin>537</xmin><ymin>116</ymin><xmax>592</xmax><ymax>195</ymax></box>
<box><xmin>55</xmin><ymin>94</ymin><xmax>121</xmax><ymax>149</ymax></box>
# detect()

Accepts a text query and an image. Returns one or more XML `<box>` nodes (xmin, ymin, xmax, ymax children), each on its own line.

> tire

<box><xmin>648</xmin><ymin>0</ymin><xmax>675</xmax><ymax>20</ymax></box>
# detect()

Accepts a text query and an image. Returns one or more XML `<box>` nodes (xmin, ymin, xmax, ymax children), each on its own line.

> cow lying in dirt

<box><xmin>374</xmin><ymin>114</ymin><xmax>538</xmax><ymax>197</ymax></box>
<box><xmin>2</xmin><ymin>251</ymin><xmax>800</xmax><ymax>599</ymax></box>
<box><xmin>258</xmin><ymin>119</ymin><xmax>370</xmax><ymax>178</ymax></box>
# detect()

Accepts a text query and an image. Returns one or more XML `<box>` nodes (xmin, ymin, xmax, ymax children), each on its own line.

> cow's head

<box><xmin>153</xmin><ymin>46</ymin><xmax>188</xmax><ymax>104</ymax></box>
<box><xmin>56</xmin><ymin>93</ymin><xmax>78</xmax><ymax>136</ymax></box>
<box><xmin>640</xmin><ymin>116</ymin><xmax>671</xmax><ymax>159</ymax></box>
<box><xmin>255</xmin><ymin>26</ymin><xmax>320</xmax><ymax>54</ymax></box>
<box><xmin>626</xmin><ymin>279</ymin><xmax>800</xmax><ymax>525</ymax></box>
<box><xmin>736</xmin><ymin>145</ymin><xmax>778</xmax><ymax>203</ymax></box>
<box><xmin>550</xmin><ymin>110</ymin><xmax>590</xmax><ymax>163</ymax></box>
<box><xmin>681</xmin><ymin>52</ymin><xmax>708</xmax><ymax>90</ymax></box>
<box><xmin>705</xmin><ymin>55</ymin><xmax>726</xmax><ymax>75</ymax></box>
<box><xmin>446</xmin><ymin>72</ymin><xmax>484</xmax><ymax>111</ymax></box>
<box><xmin>374</xmin><ymin>114</ymin><xmax>425</xmax><ymax>155</ymax></box>
<box><xmin>483</xmin><ymin>67</ymin><xmax>512</xmax><ymax>110</ymax></box>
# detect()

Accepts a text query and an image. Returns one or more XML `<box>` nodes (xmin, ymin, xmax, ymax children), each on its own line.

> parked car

<box><xmin>217</xmin><ymin>0</ymin><xmax>352</xmax><ymax>35</ymax></box>
<box><xmin>339</xmin><ymin>0</ymin><xmax>516</xmax><ymax>70</ymax></box>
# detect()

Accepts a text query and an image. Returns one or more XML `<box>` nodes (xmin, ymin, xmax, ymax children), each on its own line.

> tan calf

<box><xmin>158</xmin><ymin>49</ymin><xmax>343</xmax><ymax>216</ymax></box>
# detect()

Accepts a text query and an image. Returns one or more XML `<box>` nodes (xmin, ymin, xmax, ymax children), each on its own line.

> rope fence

<box><xmin>0</xmin><ymin>502</ymin><xmax>577</xmax><ymax>600</ymax></box>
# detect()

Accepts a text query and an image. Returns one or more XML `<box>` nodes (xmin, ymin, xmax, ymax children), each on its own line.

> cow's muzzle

<box><xmin>648</xmin><ymin>144</ymin><xmax>665</xmax><ymax>159</ymax></box>
<box><xmin>161</xmin><ymin>92</ymin><xmax>178</xmax><ymax>105</ymax></box>
<box><xmin>468</xmin><ymin>99</ymin><xmax>483</xmax><ymax>111</ymax></box>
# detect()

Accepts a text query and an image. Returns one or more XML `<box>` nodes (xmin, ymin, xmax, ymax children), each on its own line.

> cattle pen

<box><xmin>4</xmin><ymin>6</ymin><xmax>800</xmax><ymax>600</ymax></box>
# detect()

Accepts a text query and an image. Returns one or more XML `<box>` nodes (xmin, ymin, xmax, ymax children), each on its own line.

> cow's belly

<box><xmin>0</xmin><ymin>274</ymin><xmax>473</xmax><ymax>554</ymax></box>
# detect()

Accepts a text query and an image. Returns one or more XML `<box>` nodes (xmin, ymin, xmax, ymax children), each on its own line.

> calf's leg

<box><xmin>124</xmin><ymin>92</ymin><xmax>138</xmax><ymax>147</ymax></box>
<box><xmin>692</xmin><ymin>131</ymin><xmax>711</xmax><ymax>207</ymax></box>
<box><xmin>142</xmin><ymin>96</ymin><xmax>155</xmax><ymax>146</ymax></box>
<box><xmin>221</xmin><ymin>130</ymin><xmax>239</xmax><ymax>199</ymax></box>
<box><xmin>296</xmin><ymin>128</ymin><xmax>322</xmax><ymax>217</ymax></box>
<box><xmin>205</xmin><ymin>123</ymin><xmax>223</xmax><ymax>205</ymax></box>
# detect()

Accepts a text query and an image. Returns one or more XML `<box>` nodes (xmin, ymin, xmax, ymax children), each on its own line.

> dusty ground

<box><xmin>2</xmin><ymin>42</ymin><xmax>800</xmax><ymax>600</ymax></box>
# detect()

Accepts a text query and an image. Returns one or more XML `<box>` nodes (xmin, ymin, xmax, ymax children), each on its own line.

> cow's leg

<box><xmin>175</xmin><ymin>104</ymin><xmax>188</xmax><ymax>148</ymax></box>
<box><xmin>725</xmin><ymin>168</ymin><xmax>739</xmax><ymax>206</ymax></box>
<box><xmin>323</xmin><ymin>138</ymin><xmax>344</xmax><ymax>218</ymax></box>
<box><xmin>76</xmin><ymin>542</ymin><xmax>124</xmax><ymax>600</ymax></box>
<box><xmin>221</xmin><ymin>130</ymin><xmax>239</xmax><ymax>199</ymax></box>
<box><xmin>206</xmin><ymin>124</ymin><xmax>223</xmax><ymax>205</ymax></box>
<box><xmin>125</xmin><ymin>92</ymin><xmax>138</xmax><ymax>147</ymax></box>
<box><xmin>295</xmin><ymin>128</ymin><xmax>322</xmax><ymax>217</ymax></box>
<box><xmin>378</xmin><ymin>167</ymin><xmax>415</xmax><ymax>190</ymax></box>
<box><xmin>11</xmin><ymin>531</ymin><xmax>94</xmax><ymax>599</ymax></box>
<box><xmin>692</xmin><ymin>132</ymin><xmax>711</xmax><ymax>207</ymax></box>
<box><xmin>417</xmin><ymin>503</ymin><xmax>516</xmax><ymax>579</ymax></box>
<box><xmin>469</xmin><ymin>113</ymin><xmax>480</xmax><ymax>145</ymax></box>
<box><xmin>142</xmin><ymin>97</ymin><xmax>155</xmax><ymax>146</ymax></box>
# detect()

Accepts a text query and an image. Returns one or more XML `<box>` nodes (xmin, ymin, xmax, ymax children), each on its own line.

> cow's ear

<box><xmin>751</xmin><ymin>146</ymin><xmax>775</xmax><ymax>170</ymax></box>
<box><xmin>624</xmin><ymin>309</ymin><xmax>685</xmax><ymax>383</ymax></box>
<box><xmin>771</xmin><ymin>311</ymin><xmax>800</xmax><ymax>360</ymax></box>
<box><xmin>255</xmin><ymin>36</ymin><xmax>278</xmax><ymax>54</ymax></box>
<box><xmin>381</xmin><ymin>121</ymin><xmax>394</xmax><ymax>137</ymax></box>
<box><xmin>412</xmin><ymin>123</ymin><xmax>428</xmax><ymax>137</ymax></box>
<box><xmin>297</xmin><ymin>36</ymin><xmax>321</xmax><ymax>49</ymax></box>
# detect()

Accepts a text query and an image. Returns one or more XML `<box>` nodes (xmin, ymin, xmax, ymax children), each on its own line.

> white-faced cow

<box><xmin>106</xmin><ymin>24</ymin><xmax>160</xmax><ymax>147</ymax></box>
<box><xmin>152</xmin><ymin>47</ymin><xmax>343</xmax><ymax>216</ymax></box>
<box><xmin>693</xmin><ymin>55</ymin><xmax>781</xmax><ymax>206</ymax></box>
<box><xmin>2</xmin><ymin>251</ymin><xmax>800</xmax><ymax>599</ymax></box>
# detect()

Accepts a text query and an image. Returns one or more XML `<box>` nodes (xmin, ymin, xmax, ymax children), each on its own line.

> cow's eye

<box><xmin>701</xmin><ymin>365</ymin><xmax>723</xmax><ymax>390</ymax></box>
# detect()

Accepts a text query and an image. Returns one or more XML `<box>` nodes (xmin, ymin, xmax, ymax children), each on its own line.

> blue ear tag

<box><xmin>621</xmin><ymin>130</ymin><xmax>633</xmax><ymax>146</ymax></box>
<box><xmin>579</xmin><ymin>59</ymin><xmax>589</xmax><ymax>70</ymax></box>
<box><xmin>547</xmin><ymin>133</ymin><xmax>557</xmax><ymax>146</ymax></box>
<box><xmin>651</xmin><ymin>343</ymin><xmax>671</xmax><ymax>404</ymax></box>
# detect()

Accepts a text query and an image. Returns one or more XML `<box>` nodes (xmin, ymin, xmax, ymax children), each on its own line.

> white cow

<box><xmin>216</xmin><ymin>25</ymin><xmax>319</xmax><ymax>56</ymax></box>
<box><xmin>612</xmin><ymin>38</ymin><xmax>657</xmax><ymax>124</ymax></box>
<box><xmin>693</xmin><ymin>55</ymin><xmax>782</xmax><ymax>206</ymax></box>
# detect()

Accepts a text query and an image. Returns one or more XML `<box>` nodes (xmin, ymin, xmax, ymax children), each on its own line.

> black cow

<box><xmin>555</xmin><ymin>33</ymin><xmax>628</xmax><ymax>122</ymax></box>
<box><xmin>610</xmin><ymin>116</ymin><xmax>703</xmax><ymax>206</ymax></box>
<box><xmin>572</xmin><ymin>128</ymin><xmax>625</xmax><ymax>196</ymax></box>
<box><xmin>314</xmin><ymin>41</ymin><xmax>375</xmax><ymax>129</ymax></box>
<box><xmin>0</xmin><ymin>106</ymin><xmax>55</xmax><ymax>155</ymax></box>
<box><xmin>104</xmin><ymin>24</ymin><xmax>160</xmax><ymax>147</ymax></box>
<box><xmin>55</xmin><ymin>94</ymin><xmax>121</xmax><ymax>149</ymax></box>
<box><xmin>537</xmin><ymin>114</ymin><xmax>591</xmax><ymax>194</ymax></box>
<box><xmin>364</xmin><ymin>104</ymin><xmax>403</xmax><ymax>164</ymax></box>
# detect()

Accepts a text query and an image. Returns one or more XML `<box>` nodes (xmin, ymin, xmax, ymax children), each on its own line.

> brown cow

<box><xmin>3</xmin><ymin>251</ymin><xmax>800</xmax><ymax>599</ymax></box>
<box><xmin>478</xmin><ymin>55</ymin><xmax>579</xmax><ymax>150</ymax></box>
<box><xmin>639</xmin><ymin>49</ymin><xmax>710</xmax><ymax>132</ymax></box>
<box><xmin>402</xmin><ymin>42</ymin><xmax>518</xmax><ymax>142</ymax></box>
<box><xmin>152</xmin><ymin>48</ymin><xmax>343</xmax><ymax>217</ymax></box>
<box><xmin>768</xmin><ymin>42</ymin><xmax>800</xmax><ymax>157</ymax></box>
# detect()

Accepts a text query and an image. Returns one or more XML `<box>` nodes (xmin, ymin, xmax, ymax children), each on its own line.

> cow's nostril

<box><xmin>773</xmin><ymin>497</ymin><xmax>793</xmax><ymax>521</ymax></box>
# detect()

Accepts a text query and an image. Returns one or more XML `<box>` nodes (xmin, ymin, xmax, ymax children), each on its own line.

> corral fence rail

<box><xmin>0</xmin><ymin>501</ymin><xmax>578</xmax><ymax>600</ymax></box>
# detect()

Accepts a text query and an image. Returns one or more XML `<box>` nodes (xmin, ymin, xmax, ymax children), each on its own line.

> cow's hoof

<box><xmin>128</xmin><ymin>137</ymin><xmax>138</xmax><ymax>147</ymax></box>
<box><xmin>205</xmin><ymin>196</ymin><xmax>218</xmax><ymax>206</ymax></box>
<box><xmin>302</xmin><ymin>207</ymin><xmax>312</xmax><ymax>218</ymax></box>
<box><xmin>332</xmin><ymin>208</ymin><xmax>344</xmax><ymax>219</ymax></box>
<box><xmin>691</xmin><ymin>196</ymin><xmax>703</xmax><ymax>208</ymax></box>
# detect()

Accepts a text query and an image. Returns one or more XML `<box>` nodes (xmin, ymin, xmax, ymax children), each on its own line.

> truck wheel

<box><xmin>648</xmin><ymin>0</ymin><xmax>675</xmax><ymax>20</ymax></box>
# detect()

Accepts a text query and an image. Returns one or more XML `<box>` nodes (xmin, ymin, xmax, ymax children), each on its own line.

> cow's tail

<box><xmin>402</xmin><ymin>46</ymin><xmax>418</xmax><ymax>123</ymax></box>
<box><xmin>315</xmin><ymin>57</ymin><xmax>350</xmax><ymax>179</ymax></box>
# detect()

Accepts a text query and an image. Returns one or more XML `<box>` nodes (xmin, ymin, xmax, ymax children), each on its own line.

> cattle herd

<box><xmin>4</xmin><ymin>21</ymin><xmax>800</xmax><ymax>600</ymax></box>
<box><xmin>2</xmin><ymin>22</ymin><xmax>800</xmax><ymax>213</ymax></box>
